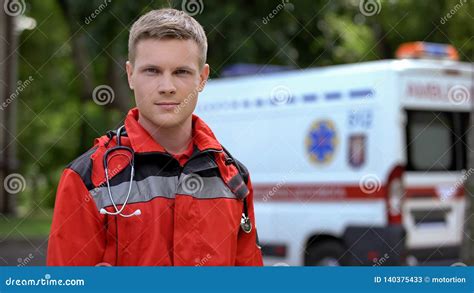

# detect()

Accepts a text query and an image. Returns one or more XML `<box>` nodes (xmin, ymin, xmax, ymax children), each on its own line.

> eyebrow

<box><xmin>137</xmin><ymin>64</ymin><xmax>160</xmax><ymax>71</ymax></box>
<box><xmin>138</xmin><ymin>64</ymin><xmax>196</xmax><ymax>73</ymax></box>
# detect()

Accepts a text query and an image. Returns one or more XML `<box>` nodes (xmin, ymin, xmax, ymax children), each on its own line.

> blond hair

<box><xmin>128</xmin><ymin>8</ymin><xmax>207</xmax><ymax>68</ymax></box>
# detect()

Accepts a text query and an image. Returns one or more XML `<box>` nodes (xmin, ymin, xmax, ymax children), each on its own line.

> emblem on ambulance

<box><xmin>348</xmin><ymin>134</ymin><xmax>366</xmax><ymax>168</ymax></box>
<box><xmin>306</xmin><ymin>120</ymin><xmax>338</xmax><ymax>164</ymax></box>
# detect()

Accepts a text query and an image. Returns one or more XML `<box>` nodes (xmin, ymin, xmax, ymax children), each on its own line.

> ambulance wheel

<box><xmin>305</xmin><ymin>240</ymin><xmax>348</xmax><ymax>266</ymax></box>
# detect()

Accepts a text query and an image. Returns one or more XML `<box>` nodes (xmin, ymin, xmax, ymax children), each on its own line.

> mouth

<box><xmin>154</xmin><ymin>102</ymin><xmax>180</xmax><ymax>110</ymax></box>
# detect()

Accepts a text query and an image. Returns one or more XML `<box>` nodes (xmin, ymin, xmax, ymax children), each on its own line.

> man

<box><xmin>47</xmin><ymin>8</ymin><xmax>263</xmax><ymax>266</ymax></box>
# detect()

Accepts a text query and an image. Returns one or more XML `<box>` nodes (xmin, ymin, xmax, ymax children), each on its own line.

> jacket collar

<box><xmin>124</xmin><ymin>108</ymin><xmax>222</xmax><ymax>154</ymax></box>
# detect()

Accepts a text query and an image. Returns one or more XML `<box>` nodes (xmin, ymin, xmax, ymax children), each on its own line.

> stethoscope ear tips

<box><xmin>99</xmin><ymin>208</ymin><xmax>142</xmax><ymax>218</ymax></box>
<box><xmin>99</xmin><ymin>207</ymin><xmax>141</xmax><ymax>217</ymax></box>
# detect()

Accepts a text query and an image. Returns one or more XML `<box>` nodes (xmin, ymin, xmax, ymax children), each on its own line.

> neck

<box><xmin>138</xmin><ymin>116</ymin><xmax>193</xmax><ymax>155</ymax></box>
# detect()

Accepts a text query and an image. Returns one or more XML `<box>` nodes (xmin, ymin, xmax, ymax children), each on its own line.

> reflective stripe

<box><xmin>90</xmin><ymin>174</ymin><xmax>238</xmax><ymax>210</ymax></box>
<box><xmin>90</xmin><ymin>175</ymin><xmax>178</xmax><ymax>209</ymax></box>
<box><xmin>177</xmin><ymin>174</ymin><xmax>236</xmax><ymax>199</ymax></box>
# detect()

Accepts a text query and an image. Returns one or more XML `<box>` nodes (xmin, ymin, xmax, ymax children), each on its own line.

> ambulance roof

<box><xmin>211</xmin><ymin>59</ymin><xmax>472</xmax><ymax>84</ymax></box>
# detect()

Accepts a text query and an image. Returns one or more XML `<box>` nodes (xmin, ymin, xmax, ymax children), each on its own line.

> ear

<box><xmin>125</xmin><ymin>61</ymin><xmax>134</xmax><ymax>90</ymax></box>
<box><xmin>198</xmin><ymin>64</ymin><xmax>210</xmax><ymax>92</ymax></box>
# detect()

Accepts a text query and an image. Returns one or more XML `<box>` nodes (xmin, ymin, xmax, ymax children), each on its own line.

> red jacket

<box><xmin>47</xmin><ymin>108</ymin><xmax>263</xmax><ymax>266</ymax></box>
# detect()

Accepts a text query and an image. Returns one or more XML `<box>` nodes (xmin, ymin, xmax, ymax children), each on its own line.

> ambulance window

<box><xmin>406</xmin><ymin>111</ymin><xmax>459</xmax><ymax>171</ymax></box>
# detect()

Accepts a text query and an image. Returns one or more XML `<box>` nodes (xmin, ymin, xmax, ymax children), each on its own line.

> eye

<box><xmin>143</xmin><ymin>68</ymin><xmax>159</xmax><ymax>74</ymax></box>
<box><xmin>175</xmin><ymin>69</ymin><xmax>191</xmax><ymax>75</ymax></box>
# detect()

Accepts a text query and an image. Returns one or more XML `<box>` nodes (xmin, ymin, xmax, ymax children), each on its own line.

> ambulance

<box><xmin>195</xmin><ymin>42</ymin><xmax>472</xmax><ymax>266</ymax></box>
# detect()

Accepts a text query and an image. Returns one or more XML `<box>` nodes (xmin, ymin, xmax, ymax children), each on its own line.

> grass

<box><xmin>0</xmin><ymin>209</ymin><xmax>52</xmax><ymax>239</ymax></box>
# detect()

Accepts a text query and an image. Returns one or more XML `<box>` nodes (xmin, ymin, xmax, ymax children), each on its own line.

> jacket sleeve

<box><xmin>235</xmin><ymin>176</ymin><xmax>264</xmax><ymax>266</ymax></box>
<box><xmin>47</xmin><ymin>168</ymin><xmax>106</xmax><ymax>266</ymax></box>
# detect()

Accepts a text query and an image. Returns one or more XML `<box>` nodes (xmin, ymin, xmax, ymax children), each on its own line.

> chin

<box><xmin>151</xmin><ymin>114</ymin><xmax>188</xmax><ymax>129</ymax></box>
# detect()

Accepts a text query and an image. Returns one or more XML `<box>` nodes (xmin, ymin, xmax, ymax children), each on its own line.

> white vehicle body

<box><xmin>195</xmin><ymin>59</ymin><xmax>472</xmax><ymax>266</ymax></box>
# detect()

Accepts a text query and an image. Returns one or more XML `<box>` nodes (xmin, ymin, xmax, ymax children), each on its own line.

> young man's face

<box><xmin>126</xmin><ymin>38</ymin><xmax>209</xmax><ymax>130</ymax></box>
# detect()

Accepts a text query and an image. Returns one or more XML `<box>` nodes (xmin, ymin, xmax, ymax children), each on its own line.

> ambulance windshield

<box><xmin>405</xmin><ymin>110</ymin><xmax>469</xmax><ymax>171</ymax></box>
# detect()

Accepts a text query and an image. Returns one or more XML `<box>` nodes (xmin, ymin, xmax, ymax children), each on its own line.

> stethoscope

<box><xmin>98</xmin><ymin>125</ymin><xmax>252</xmax><ymax>233</ymax></box>
<box><xmin>99</xmin><ymin>125</ymin><xmax>141</xmax><ymax>217</ymax></box>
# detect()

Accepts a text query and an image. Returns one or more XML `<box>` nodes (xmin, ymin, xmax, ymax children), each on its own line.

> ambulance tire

<box><xmin>305</xmin><ymin>240</ymin><xmax>349</xmax><ymax>266</ymax></box>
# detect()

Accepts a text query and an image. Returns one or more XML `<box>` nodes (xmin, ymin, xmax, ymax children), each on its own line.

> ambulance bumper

<box><xmin>406</xmin><ymin>245</ymin><xmax>462</xmax><ymax>266</ymax></box>
<box><xmin>343</xmin><ymin>225</ymin><xmax>406</xmax><ymax>266</ymax></box>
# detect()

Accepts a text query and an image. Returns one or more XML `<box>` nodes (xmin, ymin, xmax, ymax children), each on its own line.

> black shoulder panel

<box><xmin>66</xmin><ymin>146</ymin><xmax>98</xmax><ymax>190</ymax></box>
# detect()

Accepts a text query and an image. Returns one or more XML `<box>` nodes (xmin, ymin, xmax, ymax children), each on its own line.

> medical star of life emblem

<box><xmin>306</xmin><ymin>119</ymin><xmax>338</xmax><ymax>165</ymax></box>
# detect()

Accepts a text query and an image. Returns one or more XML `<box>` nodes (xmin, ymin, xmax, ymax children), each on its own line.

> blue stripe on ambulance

<box><xmin>198</xmin><ymin>88</ymin><xmax>374</xmax><ymax>112</ymax></box>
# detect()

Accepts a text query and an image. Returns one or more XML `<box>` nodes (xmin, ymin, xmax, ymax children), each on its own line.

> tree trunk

<box><xmin>0</xmin><ymin>0</ymin><xmax>19</xmax><ymax>216</ymax></box>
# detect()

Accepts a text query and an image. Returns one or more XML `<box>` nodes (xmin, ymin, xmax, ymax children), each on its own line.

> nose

<box><xmin>158</xmin><ymin>74</ymin><xmax>176</xmax><ymax>96</ymax></box>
